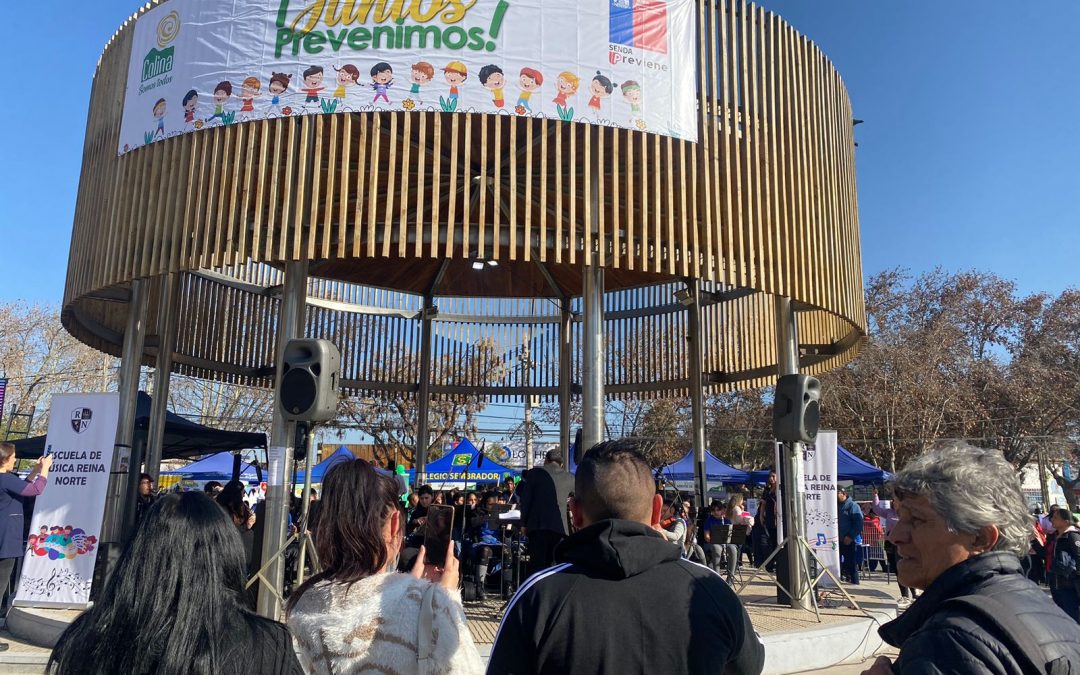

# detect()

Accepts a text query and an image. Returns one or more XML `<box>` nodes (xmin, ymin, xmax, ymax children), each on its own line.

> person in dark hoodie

<box><xmin>487</xmin><ymin>439</ymin><xmax>764</xmax><ymax>675</ymax></box>
<box><xmin>863</xmin><ymin>443</ymin><xmax>1080</xmax><ymax>675</ymax></box>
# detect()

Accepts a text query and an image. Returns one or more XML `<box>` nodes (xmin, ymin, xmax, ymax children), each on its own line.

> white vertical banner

<box><xmin>15</xmin><ymin>393</ymin><xmax>119</xmax><ymax>608</ymax></box>
<box><xmin>803</xmin><ymin>430</ymin><xmax>840</xmax><ymax>586</ymax></box>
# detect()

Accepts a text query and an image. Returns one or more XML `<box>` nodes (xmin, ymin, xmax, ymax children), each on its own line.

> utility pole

<box><xmin>521</xmin><ymin>331</ymin><xmax>534</xmax><ymax>469</ymax></box>
<box><xmin>1038</xmin><ymin>445</ymin><xmax>1051</xmax><ymax>509</ymax></box>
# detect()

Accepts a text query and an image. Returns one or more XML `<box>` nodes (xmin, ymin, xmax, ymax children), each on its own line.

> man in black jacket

<box><xmin>488</xmin><ymin>439</ymin><xmax>764</xmax><ymax>675</ymax></box>
<box><xmin>865</xmin><ymin>443</ymin><xmax>1080</xmax><ymax>675</ymax></box>
<box><xmin>517</xmin><ymin>449</ymin><xmax>575</xmax><ymax>576</ymax></box>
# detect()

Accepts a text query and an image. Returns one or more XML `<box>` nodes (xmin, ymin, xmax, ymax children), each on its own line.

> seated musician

<box><xmin>464</xmin><ymin>492</ymin><xmax>504</xmax><ymax>599</ymax></box>
<box><xmin>702</xmin><ymin>500</ymin><xmax>732</xmax><ymax>575</ymax></box>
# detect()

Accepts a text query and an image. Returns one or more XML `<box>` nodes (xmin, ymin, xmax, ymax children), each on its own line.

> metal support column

<box><xmin>687</xmin><ymin>280</ymin><xmax>708</xmax><ymax>510</ymax></box>
<box><xmin>775</xmin><ymin>296</ymin><xmax>810</xmax><ymax>610</ymax></box>
<box><xmin>559</xmin><ymin>297</ymin><xmax>573</xmax><ymax>465</ymax></box>
<box><xmin>93</xmin><ymin>279</ymin><xmax>149</xmax><ymax>594</ymax></box>
<box><xmin>257</xmin><ymin>260</ymin><xmax>308</xmax><ymax>619</ymax></box>
<box><xmin>581</xmin><ymin>265</ymin><xmax>605</xmax><ymax>451</ymax></box>
<box><xmin>145</xmin><ymin>272</ymin><xmax>179</xmax><ymax>485</ymax></box>
<box><xmin>102</xmin><ymin>279</ymin><xmax>149</xmax><ymax>544</ymax></box>
<box><xmin>415</xmin><ymin>294</ymin><xmax>435</xmax><ymax>486</ymax></box>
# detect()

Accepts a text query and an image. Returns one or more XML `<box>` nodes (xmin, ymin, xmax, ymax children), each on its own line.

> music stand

<box><xmin>710</xmin><ymin>524</ymin><xmax>750</xmax><ymax>583</ymax></box>
<box><xmin>484</xmin><ymin>503</ymin><xmax>513</xmax><ymax>530</ymax></box>
<box><xmin>710</xmin><ymin>524</ymin><xmax>750</xmax><ymax>547</ymax></box>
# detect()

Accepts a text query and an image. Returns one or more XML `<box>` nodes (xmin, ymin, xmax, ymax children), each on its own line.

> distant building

<box><xmin>1019</xmin><ymin>464</ymin><xmax>1068</xmax><ymax>510</ymax></box>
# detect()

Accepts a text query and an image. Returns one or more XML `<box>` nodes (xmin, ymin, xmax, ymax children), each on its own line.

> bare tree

<box><xmin>0</xmin><ymin>302</ymin><xmax>113</xmax><ymax>438</ymax></box>
<box><xmin>338</xmin><ymin>337</ymin><xmax>507</xmax><ymax>467</ymax></box>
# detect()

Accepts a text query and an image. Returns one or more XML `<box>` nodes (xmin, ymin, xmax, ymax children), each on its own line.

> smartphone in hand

<box><xmin>422</xmin><ymin>504</ymin><xmax>455</xmax><ymax>567</ymax></box>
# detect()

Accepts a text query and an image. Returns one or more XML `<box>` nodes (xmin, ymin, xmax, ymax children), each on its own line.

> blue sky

<box><xmin>1</xmin><ymin>2</ymin><xmax>1078</xmax><ymax>443</ymax></box>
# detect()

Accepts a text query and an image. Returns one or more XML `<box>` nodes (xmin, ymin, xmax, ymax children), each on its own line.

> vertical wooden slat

<box><xmin>524</xmin><ymin>119</ymin><xmax>533</xmax><ymax>262</ymax></box>
<box><xmin>337</xmin><ymin>114</ymin><xmax>352</xmax><ymax>258</ymax></box>
<box><xmin>445</xmin><ymin>115</ymin><xmax>460</xmax><ymax>259</ymax></box>
<box><xmin>509</xmin><ymin>117</ymin><xmax>518</xmax><ymax>260</ymax></box>
<box><xmin>367</xmin><ymin>114</ymin><xmax>382</xmax><ymax>258</ymax></box>
<box><xmin>538</xmin><ymin>118</ymin><xmax>548</xmax><ymax>261</ymax></box>
<box><xmin>381</xmin><ymin>114</ymin><xmax>397</xmax><ymax>258</ymax></box>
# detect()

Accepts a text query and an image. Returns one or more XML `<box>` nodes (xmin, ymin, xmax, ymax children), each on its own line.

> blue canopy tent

<box><xmin>836</xmin><ymin>445</ymin><xmax>891</xmax><ymax>483</ymax></box>
<box><xmin>749</xmin><ymin>444</ymin><xmax>890</xmax><ymax>485</ymax></box>
<box><xmin>567</xmin><ymin>440</ymin><xmax>750</xmax><ymax>488</ymax></box>
<box><xmin>662</xmin><ymin>451</ymin><xmax>752</xmax><ymax>487</ymax></box>
<box><xmin>409</xmin><ymin>438</ymin><xmax>517</xmax><ymax>489</ymax></box>
<box><xmin>294</xmin><ymin>446</ymin><xmax>356</xmax><ymax>484</ymax></box>
<box><xmin>163</xmin><ymin>451</ymin><xmax>260</xmax><ymax>482</ymax></box>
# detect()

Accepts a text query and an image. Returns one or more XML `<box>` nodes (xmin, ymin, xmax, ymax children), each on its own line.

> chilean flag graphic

<box><xmin>609</xmin><ymin>0</ymin><xmax>669</xmax><ymax>55</ymax></box>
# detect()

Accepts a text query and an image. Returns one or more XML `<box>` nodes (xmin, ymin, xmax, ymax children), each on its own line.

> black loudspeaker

<box><xmin>772</xmin><ymin>374</ymin><xmax>821</xmax><ymax>443</ymax></box>
<box><xmin>280</xmin><ymin>339</ymin><xmax>341</xmax><ymax>422</ymax></box>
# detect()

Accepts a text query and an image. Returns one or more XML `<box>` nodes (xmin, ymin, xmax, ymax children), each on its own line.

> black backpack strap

<box><xmin>942</xmin><ymin>595</ymin><xmax>1069</xmax><ymax>675</ymax></box>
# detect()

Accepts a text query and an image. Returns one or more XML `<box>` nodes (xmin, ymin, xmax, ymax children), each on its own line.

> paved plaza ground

<box><xmin>0</xmin><ymin>571</ymin><xmax>903</xmax><ymax>673</ymax></box>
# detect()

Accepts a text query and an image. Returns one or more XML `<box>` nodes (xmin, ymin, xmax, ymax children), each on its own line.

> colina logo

<box><xmin>142</xmin><ymin>11</ymin><xmax>180</xmax><ymax>83</ymax></box>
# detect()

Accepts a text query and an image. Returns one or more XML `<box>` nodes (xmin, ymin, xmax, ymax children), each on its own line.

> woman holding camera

<box><xmin>0</xmin><ymin>442</ymin><xmax>51</xmax><ymax>652</ymax></box>
<box><xmin>287</xmin><ymin>459</ymin><xmax>482</xmax><ymax>674</ymax></box>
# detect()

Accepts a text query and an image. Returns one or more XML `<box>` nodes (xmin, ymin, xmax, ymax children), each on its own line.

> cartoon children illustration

<box><xmin>409</xmin><ymin>61</ymin><xmax>434</xmax><ymax>102</ymax></box>
<box><xmin>479</xmin><ymin>65</ymin><xmax>505</xmax><ymax>108</ymax></box>
<box><xmin>443</xmin><ymin>61</ymin><xmax>468</xmax><ymax>102</ymax></box>
<box><xmin>151</xmin><ymin>98</ymin><xmax>167</xmax><ymax>138</ymax></box>
<box><xmin>333</xmin><ymin>64</ymin><xmax>360</xmax><ymax>100</ymax></box>
<box><xmin>208</xmin><ymin>81</ymin><xmax>232</xmax><ymax>122</ymax></box>
<box><xmin>620</xmin><ymin>80</ymin><xmax>642</xmax><ymax>116</ymax></box>
<box><xmin>268</xmin><ymin>72</ymin><xmax>291</xmax><ymax>113</ymax></box>
<box><xmin>240</xmin><ymin>77</ymin><xmax>261</xmax><ymax>113</ymax></box>
<box><xmin>588</xmin><ymin>71</ymin><xmax>613</xmax><ymax>112</ymax></box>
<box><xmin>553</xmin><ymin>71</ymin><xmax>580</xmax><ymax>107</ymax></box>
<box><xmin>370</xmin><ymin>62</ymin><xmax>394</xmax><ymax>104</ymax></box>
<box><xmin>181</xmin><ymin>89</ymin><xmax>198</xmax><ymax>124</ymax></box>
<box><xmin>515</xmin><ymin>68</ymin><xmax>543</xmax><ymax>112</ymax></box>
<box><xmin>301</xmin><ymin>66</ymin><xmax>325</xmax><ymax>104</ymax></box>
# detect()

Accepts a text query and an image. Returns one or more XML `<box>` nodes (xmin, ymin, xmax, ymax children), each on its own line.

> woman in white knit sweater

<box><xmin>287</xmin><ymin>459</ymin><xmax>483</xmax><ymax>674</ymax></box>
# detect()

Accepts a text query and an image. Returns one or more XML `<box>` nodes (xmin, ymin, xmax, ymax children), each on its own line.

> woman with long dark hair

<box><xmin>217</xmin><ymin>479</ymin><xmax>256</xmax><ymax>574</ymax></box>
<box><xmin>48</xmin><ymin>492</ymin><xmax>302</xmax><ymax>674</ymax></box>
<box><xmin>287</xmin><ymin>459</ymin><xmax>482</xmax><ymax>674</ymax></box>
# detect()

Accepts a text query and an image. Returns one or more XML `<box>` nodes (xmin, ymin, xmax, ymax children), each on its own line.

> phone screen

<box><xmin>422</xmin><ymin>504</ymin><xmax>455</xmax><ymax>567</ymax></box>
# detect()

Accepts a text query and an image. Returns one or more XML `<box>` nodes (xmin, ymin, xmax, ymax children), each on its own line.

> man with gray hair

<box><xmin>863</xmin><ymin>443</ymin><xmax>1080</xmax><ymax>674</ymax></box>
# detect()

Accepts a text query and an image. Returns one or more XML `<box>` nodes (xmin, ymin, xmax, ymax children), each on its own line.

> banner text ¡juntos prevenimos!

<box><xmin>274</xmin><ymin>0</ymin><xmax>508</xmax><ymax>58</ymax></box>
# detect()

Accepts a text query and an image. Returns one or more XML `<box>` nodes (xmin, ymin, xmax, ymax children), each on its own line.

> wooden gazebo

<box><xmin>64</xmin><ymin>0</ymin><xmax>865</xmax><ymax>616</ymax></box>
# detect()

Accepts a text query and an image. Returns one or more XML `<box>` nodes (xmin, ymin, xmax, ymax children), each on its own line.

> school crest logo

<box><xmin>451</xmin><ymin>454</ymin><xmax>471</xmax><ymax>466</ymax></box>
<box><xmin>802</xmin><ymin>447</ymin><xmax>816</xmax><ymax>463</ymax></box>
<box><xmin>70</xmin><ymin>408</ymin><xmax>93</xmax><ymax>434</ymax></box>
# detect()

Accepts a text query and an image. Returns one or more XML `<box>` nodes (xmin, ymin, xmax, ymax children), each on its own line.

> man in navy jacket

<box><xmin>838</xmin><ymin>486</ymin><xmax>864</xmax><ymax>584</ymax></box>
<box><xmin>487</xmin><ymin>439</ymin><xmax>764</xmax><ymax>675</ymax></box>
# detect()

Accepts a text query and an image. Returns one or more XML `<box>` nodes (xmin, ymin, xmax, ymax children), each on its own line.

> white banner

<box><xmin>803</xmin><ymin>430</ymin><xmax>840</xmax><ymax>586</ymax></box>
<box><xmin>14</xmin><ymin>393</ymin><xmax>119</xmax><ymax>608</ymax></box>
<box><xmin>119</xmin><ymin>0</ymin><xmax>698</xmax><ymax>155</ymax></box>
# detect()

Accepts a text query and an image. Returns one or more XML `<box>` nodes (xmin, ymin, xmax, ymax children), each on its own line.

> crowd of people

<box><xmin>1</xmin><ymin>436</ymin><xmax>1071</xmax><ymax>674</ymax></box>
